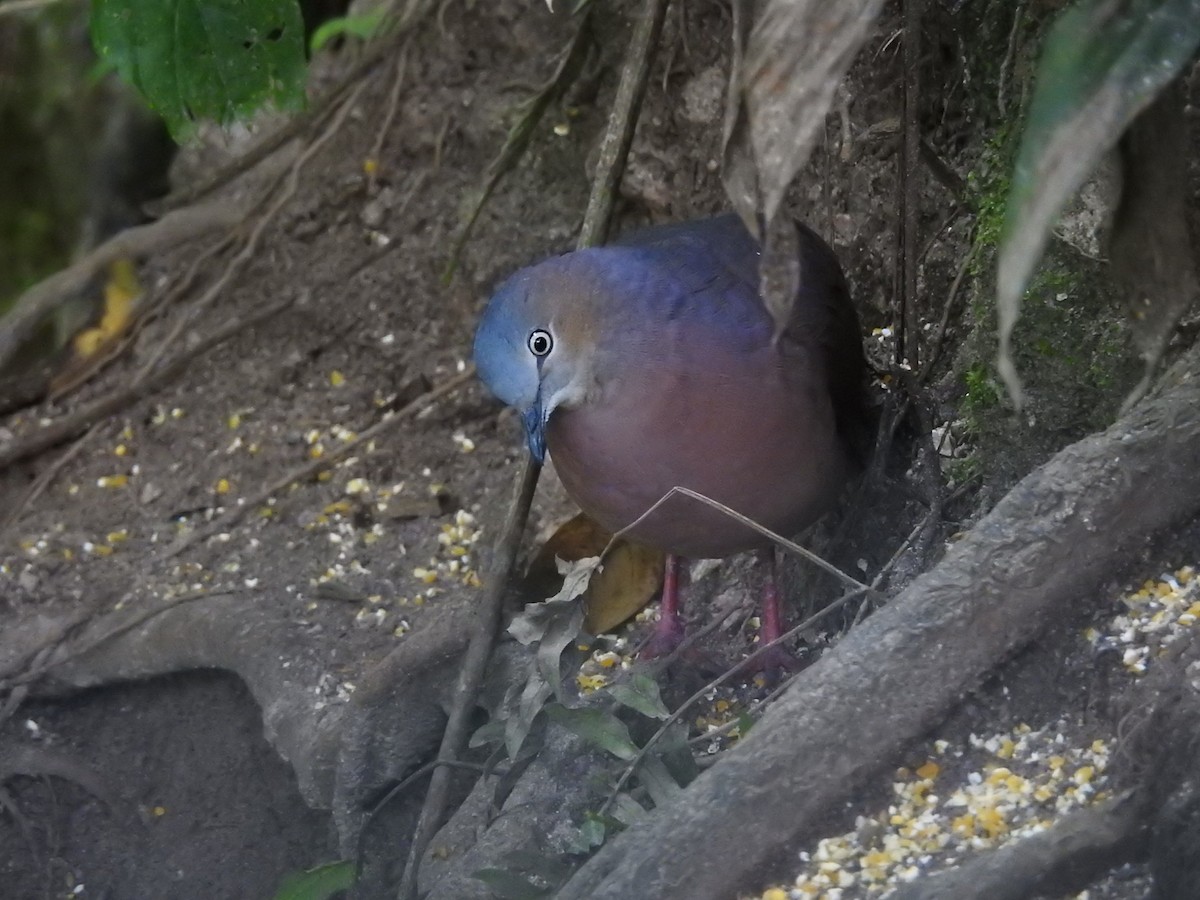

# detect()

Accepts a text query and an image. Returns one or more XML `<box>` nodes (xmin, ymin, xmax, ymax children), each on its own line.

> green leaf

<box><xmin>545</xmin><ymin>705</ymin><xmax>639</xmax><ymax>761</ymax></box>
<box><xmin>472</xmin><ymin>868</ymin><xmax>551</xmax><ymax>900</ymax></box>
<box><xmin>606</xmin><ymin>673</ymin><xmax>669</xmax><ymax>720</ymax></box>
<box><xmin>635</xmin><ymin>754</ymin><xmax>682</xmax><ymax>808</ymax></box>
<box><xmin>508</xmin><ymin>558</ymin><xmax>594</xmax><ymax>646</ymax></box>
<box><xmin>608</xmin><ymin>792</ymin><xmax>648</xmax><ymax>827</ymax></box>
<box><xmin>655</xmin><ymin>720</ymin><xmax>700</xmax><ymax>787</ymax></box>
<box><xmin>567</xmin><ymin>815</ymin><xmax>606</xmax><ymax>854</ymax></box>
<box><xmin>273</xmin><ymin>860</ymin><xmax>355</xmax><ymax>900</ymax></box>
<box><xmin>996</xmin><ymin>0</ymin><xmax>1200</xmax><ymax>406</ymax></box>
<box><xmin>506</xmin><ymin>669</ymin><xmax>552</xmax><ymax>760</ymax></box>
<box><xmin>310</xmin><ymin>10</ymin><xmax>385</xmax><ymax>52</ymax></box>
<box><xmin>536</xmin><ymin>596</ymin><xmax>585</xmax><ymax>700</ymax></box>
<box><xmin>469</xmin><ymin>718</ymin><xmax>506</xmax><ymax>749</ymax></box>
<box><xmin>90</xmin><ymin>0</ymin><xmax>307</xmax><ymax>139</ymax></box>
<box><xmin>737</xmin><ymin>711</ymin><xmax>756</xmax><ymax>737</ymax></box>
<box><xmin>497</xmin><ymin>849</ymin><xmax>574</xmax><ymax>883</ymax></box>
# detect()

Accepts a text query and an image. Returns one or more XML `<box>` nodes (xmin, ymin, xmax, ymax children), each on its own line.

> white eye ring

<box><xmin>527</xmin><ymin>329</ymin><xmax>553</xmax><ymax>358</ymax></box>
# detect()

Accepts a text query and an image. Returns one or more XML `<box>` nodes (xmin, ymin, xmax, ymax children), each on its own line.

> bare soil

<box><xmin>0</xmin><ymin>2</ymin><xmax>1195</xmax><ymax>899</ymax></box>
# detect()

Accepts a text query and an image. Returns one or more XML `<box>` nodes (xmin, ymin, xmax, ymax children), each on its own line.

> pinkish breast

<box><xmin>544</xmin><ymin>343</ymin><xmax>850</xmax><ymax>559</ymax></box>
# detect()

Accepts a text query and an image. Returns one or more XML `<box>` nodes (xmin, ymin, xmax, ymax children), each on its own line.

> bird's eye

<box><xmin>527</xmin><ymin>329</ymin><xmax>553</xmax><ymax>358</ymax></box>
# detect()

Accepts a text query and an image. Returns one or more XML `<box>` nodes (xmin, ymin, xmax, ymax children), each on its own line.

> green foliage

<box><xmin>89</xmin><ymin>0</ymin><xmax>307</xmax><ymax>139</ymax></box>
<box><xmin>0</xmin><ymin>209</ymin><xmax>57</xmax><ymax>315</ymax></box>
<box><xmin>272</xmin><ymin>860</ymin><xmax>355</xmax><ymax>900</ymax></box>
<box><xmin>473</xmin><ymin>867</ymin><xmax>552</xmax><ymax>900</ymax></box>
<box><xmin>946</xmin><ymin>454</ymin><xmax>983</xmax><ymax>487</ymax></box>
<box><xmin>473</xmin><ymin>849</ymin><xmax>576</xmax><ymax>899</ymax></box>
<box><xmin>476</xmin><ymin>576</ymin><xmax>705</xmax><ymax>896</ymax></box>
<box><xmin>0</xmin><ymin>17</ymin><xmax>93</xmax><ymax>317</ymax></box>
<box><xmin>310</xmin><ymin>11</ymin><xmax>386</xmax><ymax>53</ymax></box>
<box><xmin>961</xmin><ymin>362</ymin><xmax>999</xmax><ymax>417</ymax></box>
<box><xmin>606</xmin><ymin>673</ymin><xmax>669</xmax><ymax>720</ymax></box>
<box><xmin>995</xmin><ymin>0</ymin><xmax>1200</xmax><ymax>405</ymax></box>
<box><xmin>567</xmin><ymin>814</ymin><xmax>607</xmax><ymax>854</ymax></box>
<box><xmin>964</xmin><ymin>128</ymin><xmax>1013</xmax><ymax>272</ymax></box>
<box><xmin>545</xmin><ymin>705</ymin><xmax>640</xmax><ymax>761</ymax></box>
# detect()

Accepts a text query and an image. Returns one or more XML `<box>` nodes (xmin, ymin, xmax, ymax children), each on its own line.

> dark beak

<box><xmin>521</xmin><ymin>402</ymin><xmax>546</xmax><ymax>464</ymax></box>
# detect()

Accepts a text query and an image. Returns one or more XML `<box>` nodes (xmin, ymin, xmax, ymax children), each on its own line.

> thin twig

<box><xmin>396</xmin><ymin>1</ymin><xmax>666</xmax><ymax>894</ymax></box>
<box><xmin>432</xmin><ymin>113</ymin><xmax>453</xmax><ymax>172</ymax></box>
<box><xmin>918</xmin><ymin>139</ymin><xmax>966</xmax><ymax>201</ymax></box>
<box><xmin>0</xmin><ymin>590</ymin><xmax>230</xmax><ymax>693</ymax></box>
<box><xmin>137</xmin><ymin>82</ymin><xmax>367</xmax><ymax>384</ymax></box>
<box><xmin>442</xmin><ymin>12</ymin><xmax>593</xmax><ymax>280</ymax></box>
<box><xmin>916</xmin><ymin>207</ymin><xmax>966</xmax><ymax>269</ymax></box>
<box><xmin>395</xmin><ymin>170</ymin><xmax>430</xmax><ymax>221</ymax></box>
<box><xmin>897</xmin><ymin>0</ymin><xmax>923</xmax><ymax>370</ymax></box>
<box><xmin>0</xmin><ymin>786</ymin><xmax>35</xmax><ymax>863</ymax></box>
<box><xmin>919</xmin><ymin>241</ymin><xmax>978</xmax><ymax>383</ymax></box>
<box><xmin>396</xmin><ymin>457</ymin><xmax>541</xmax><ymax>900</ymax></box>
<box><xmin>28</xmin><ymin>86</ymin><xmax>362</xmax><ymax>457</ymax></box>
<box><xmin>686</xmin><ymin>666</ymin><xmax>796</xmax><ymax>747</ymax></box>
<box><xmin>0</xmin><ymin>199</ymin><xmax>245</xmax><ymax>373</ymax></box>
<box><xmin>604</xmin><ymin>503</ymin><xmax>934</xmax><ymax>815</ymax></box>
<box><xmin>355</xmin><ymin>758</ymin><xmax>503</xmax><ymax>879</ymax></box>
<box><xmin>997</xmin><ymin>0</ymin><xmax>1028</xmax><ymax>118</ymax></box>
<box><xmin>640</xmin><ymin>600</ymin><xmax>741</xmax><ymax>675</ymax></box>
<box><xmin>838</xmin><ymin>85</ymin><xmax>853</xmax><ymax>162</ymax></box>
<box><xmin>601</xmin><ymin>584</ymin><xmax>869</xmax><ymax>817</ymax></box>
<box><xmin>0</xmin><ymin>424</ymin><xmax>100</xmax><ymax>547</ymax></box>
<box><xmin>368</xmin><ymin>45</ymin><xmax>411</xmax><ymax>191</ymax></box>
<box><xmin>853</xmin><ymin>508</ymin><xmax>933</xmax><ymax>621</ymax></box>
<box><xmin>0</xmin><ymin>297</ymin><xmax>294</xmax><ymax>471</ymax></box>
<box><xmin>165</xmin><ymin>367</ymin><xmax>477</xmax><ymax>557</ymax></box>
<box><xmin>577</xmin><ymin>0</ymin><xmax>670</xmax><ymax>247</ymax></box>
<box><xmin>46</xmin><ymin>233</ymin><xmax>237</xmax><ymax>402</ymax></box>
<box><xmin>613</xmin><ymin>486</ymin><xmax>872</xmax><ymax>595</ymax></box>
<box><xmin>0</xmin><ymin>0</ymin><xmax>66</xmax><ymax>17</ymax></box>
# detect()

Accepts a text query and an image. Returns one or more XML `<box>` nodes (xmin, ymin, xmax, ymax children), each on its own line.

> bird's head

<box><xmin>473</xmin><ymin>259</ymin><xmax>603</xmax><ymax>463</ymax></box>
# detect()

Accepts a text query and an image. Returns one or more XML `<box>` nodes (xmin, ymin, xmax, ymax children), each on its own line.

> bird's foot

<box><xmin>637</xmin><ymin>618</ymin><xmax>725</xmax><ymax>676</ymax></box>
<box><xmin>733</xmin><ymin>640</ymin><xmax>802</xmax><ymax>682</ymax></box>
<box><xmin>638</xmin><ymin>616</ymin><xmax>687</xmax><ymax>660</ymax></box>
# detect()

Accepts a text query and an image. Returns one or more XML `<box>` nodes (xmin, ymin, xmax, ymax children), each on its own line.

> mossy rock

<box><xmin>956</xmin><ymin>238</ymin><xmax>1140</xmax><ymax>492</ymax></box>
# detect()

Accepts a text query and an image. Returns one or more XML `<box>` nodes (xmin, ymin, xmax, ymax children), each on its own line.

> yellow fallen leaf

<box><xmin>526</xmin><ymin>513</ymin><xmax>665</xmax><ymax>634</ymax></box>
<box><xmin>71</xmin><ymin>257</ymin><xmax>141</xmax><ymax>360</ymax></box>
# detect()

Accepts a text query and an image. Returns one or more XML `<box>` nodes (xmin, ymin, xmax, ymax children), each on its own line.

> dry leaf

<box><xmin>526</xmin><ymin>512</ymin><xmax>665</xmax><ymax>635</ymax></box>
<box><xmin>72</xmin><ymin>257</ymin><xmax>140</xmax><ymax>360</ymax></box>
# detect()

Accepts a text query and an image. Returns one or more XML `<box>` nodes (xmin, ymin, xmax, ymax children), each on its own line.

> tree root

<box><xmin>888</xmin><ymin>791</ymin><xmax>1151</xmax><ymax>900</ymax></box>
<box><xmin>553</xmin><ymin>341</ymin><xmax>1200</xmax><ymax>899</ymax></box>
<box><xmin>0</xmin><ymin>199</ymin><xmax>247</xmax><ymax>374</ymax></box>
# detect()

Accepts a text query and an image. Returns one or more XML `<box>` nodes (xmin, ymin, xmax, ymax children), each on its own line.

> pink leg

<box><xmin>741</xmin><ymin>549</ymin><xmax>800</xmax><ymax>675</ymax></box>
<box><xmin>641</xmin><ymin>553</ymin><xmax>686</xmax><ymax>658</ymax></box>
<box><xmin>760</xmin><ymin>550</ymin><xmax>785</xmax><ymax>646</ymax></box>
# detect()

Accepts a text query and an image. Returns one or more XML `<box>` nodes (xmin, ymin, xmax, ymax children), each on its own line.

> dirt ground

<box><xmin>1</xmin><ymin>1</ymin><xmax>1197</xmax><ymax>899</ymax></box>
